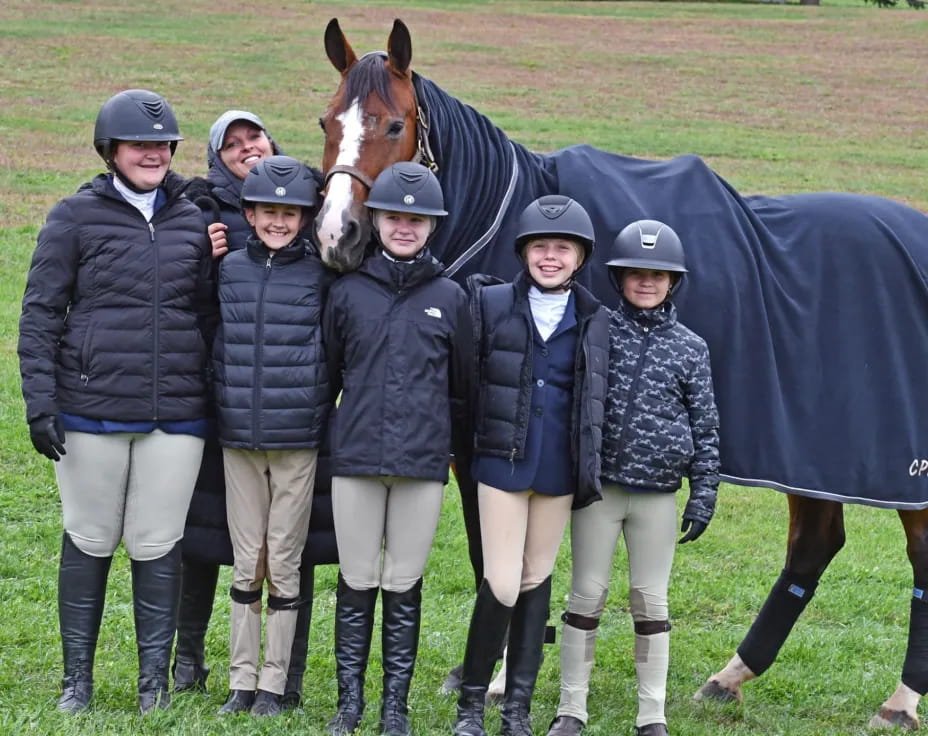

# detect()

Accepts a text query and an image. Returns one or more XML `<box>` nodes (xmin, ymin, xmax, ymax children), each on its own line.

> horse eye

<box><xmin>318</xmin><ymin>117</ymin><xmax>326</xmax><ymax>133</ymax></box>
<box><xmin>386</xmin><ymin>121</ymin><xmax>405</xmax><ymax>138</ymax></box>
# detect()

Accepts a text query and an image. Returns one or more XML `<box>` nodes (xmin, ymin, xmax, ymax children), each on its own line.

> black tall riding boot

<box><xmin>500</xmin><ymin>577</ymin><xmax>552</xmax><ymax>736</ymax></box>
<box><xmin>57</xmin><ymin>533</ymin><xmax>112</xmax><ymax>713</ymax></box>
<box><xmin>172</xmin><ymin>557</ymin><xmax>219</xmax><ymax>692</ymax></box>
<box><xmin>132</xmin><ymin>543</ymin><xmax>182</xmax><ymax>714</ymax></box>
<box><xmin>379</xmin><ymin>579</ymin><xmax>423</xmax><ymax>736</ymax></box>
<box><xmin>326</xmin><ymin>574</ymin><xmax>378</xmax><ymax>735</ymax></box>
<box><xmin>454</xmin><ymin>580</ymin><xmax>514</xmax><ymax>736</ymax></box>
<box><xmin>282</xmin><ymin>563</ymin><xmax>314</xmax><ymax>709</ymax></box>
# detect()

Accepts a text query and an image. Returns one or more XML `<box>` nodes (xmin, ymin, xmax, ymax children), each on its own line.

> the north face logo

<box><xmin>424</xmin><ymin>307</ymin><xmax>442</xmax><ymax>319</ymax></box>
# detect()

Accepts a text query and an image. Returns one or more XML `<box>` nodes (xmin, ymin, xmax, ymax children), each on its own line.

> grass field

<box><xmin>1</xmin><ymin>1</ymin><xmax>927</xmax><ymax>734</ymax></box>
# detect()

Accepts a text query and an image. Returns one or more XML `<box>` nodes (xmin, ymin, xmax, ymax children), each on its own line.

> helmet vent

<box><xmin>539</xmin><ymin>203</ymin><xmax>567</xmax><ymax>219</ymax></box>
<box><xmin>641</xmin><ymin>234</ymin><xmax>658</xmax><ymax>249</ymax></box>
<box><xmin>140</xmin><ymin>98</ymin><xmax>165</xmax><ymax>119</ymax></box>
<box><xmin>268</xmin><ymin>162</ymin><xmax>297</xmax><ymax>178</ymax></box>
<box><xmin>396</xmin><ymin>169</ymin><xmax>426</xmax><ymax>184</ymax></box>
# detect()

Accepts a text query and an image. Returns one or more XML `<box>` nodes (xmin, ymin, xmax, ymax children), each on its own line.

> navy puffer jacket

<box><xmin>18</xmin><ymin>172</ymin><xmax>215</xmax><ymax>423</ymax></box>
<box><xmin>601</xmin><ymin>298</ymin><xmax>720</xmax><ymax>523</ymax></box>
<box><xmin>213</xmin><ymin>236</ymin><xmax>334</xmax><ymax>449</ymax></box>
<box><xmin>471</xmin><ymin>270</ymin><xmax>610</xmax><ymax>509</ymax></box>
<box><xmin>323</xmin><ymin>250</ymin><xmax>473</xmax><ymax>482</ymax></box>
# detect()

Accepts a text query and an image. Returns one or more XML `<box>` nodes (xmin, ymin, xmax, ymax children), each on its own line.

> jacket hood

<box><xmin>205</xmin><ymin>137</ymin><xmax>283</xmax><ymax>208</ymax></box>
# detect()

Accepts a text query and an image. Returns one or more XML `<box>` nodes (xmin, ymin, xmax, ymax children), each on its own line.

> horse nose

<box><xmin>343</xmin><ymin>217</ymin><xmax>359</xmax><ymax>247</ymax></box>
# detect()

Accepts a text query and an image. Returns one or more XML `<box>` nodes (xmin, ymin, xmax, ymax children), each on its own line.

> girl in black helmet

<box><xmin>453</xmin><ymin>195</ymin><xmax>610</xmax><ymax>736</ymax></box>
<box><xmin>322</xmin><ymin>161</ymin><xmax>473</xmax><ymax>736</ymax></box>
<box><xmin>17</xmin><ymin>89</ymin><xmax>216</xmax><ymax>715</ymax></box>
<box><xmin>173</xmin><ymin>109</ymin><xmax>332</xmax><ymax>711</ymax></box>
<box><xmin>546</xmin><ymin>220</ymin><xmax>720</xmax><ymax>736</ymax></box>
<box><xmin>212</xmin><ymin>156</ymin><xmax>334</xmax><ymax>717</ymax></box>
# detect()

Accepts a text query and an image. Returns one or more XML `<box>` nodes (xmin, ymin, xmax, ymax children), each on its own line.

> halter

<box><xmin>410</xmin><ymin>83</ymin><xmax>438</xmax><ymax>173</ymax></box>
<box><xmin>323</xmin><ymin>74</ymin><xmax>438</xmax><ymax>192</ymax></box>
<box><xmin>324</xmin><ymin>163</ymin><xmax>374</xmax><ymax>190</ymax></box>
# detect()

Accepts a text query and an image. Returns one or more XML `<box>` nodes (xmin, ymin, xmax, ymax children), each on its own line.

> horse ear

<box><xmin>386</xmin><ymin>18</ymin><xmax>412</xmax><ymax>76</ymax></box>
<box><xmin>325</xmin><ymin>18</ymin><xmax>358</xmax><ymax>74</ymax></box>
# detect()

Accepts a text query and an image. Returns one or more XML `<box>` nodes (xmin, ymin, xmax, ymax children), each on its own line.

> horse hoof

<box><xmin>441</xmin><ymin>664</ymin><xmax>463</xmax><ymax>695</ymax></box>
<box><xmin>693</xmin><ymin>679</ymin><xmax>742</xmax><ymax>703</ymax></box>
<box><xmin>868</xmin><ymin>707</ymin><xmax>919</xmax><ymax>731</ymax></box>
<box><xmin>485</xmin><ymin>689</ymin><xmax>504</xmax><ymax>706</ymax></box>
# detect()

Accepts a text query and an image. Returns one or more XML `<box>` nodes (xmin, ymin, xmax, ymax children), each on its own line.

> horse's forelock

<box><xmin>343</xmin><ymin>52</ymin><xmax>399</xmax><ymax>114</ymax></box>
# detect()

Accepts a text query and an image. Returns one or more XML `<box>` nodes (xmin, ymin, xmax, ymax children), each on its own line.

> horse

<box><xmin>314</xmin><ymin>17</ymin><xmax>928</xmax><ymax>731</ymax></box>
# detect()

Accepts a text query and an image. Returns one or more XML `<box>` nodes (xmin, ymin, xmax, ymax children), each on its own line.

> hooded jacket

<box><xmin>184</xmin><ymin>137</ymin><xmax>282</xmax><ymax>252</ymax></box>
<box><xmin>323</xmin><ymin>250</ymin><xmax>473</xmax><ymax>482</ymax></box>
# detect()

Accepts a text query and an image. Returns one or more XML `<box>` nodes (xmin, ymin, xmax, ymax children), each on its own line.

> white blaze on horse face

<box><xmin>318</xmin><ymin>99</ymin><xmax>365</xmax><ymax>246</ymax></box>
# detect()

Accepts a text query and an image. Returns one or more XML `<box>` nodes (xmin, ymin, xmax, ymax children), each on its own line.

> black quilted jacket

<box><xmin>19</xmin><ymin>172</ymin><xmax>215</xmax><ymax>423</ymax></box>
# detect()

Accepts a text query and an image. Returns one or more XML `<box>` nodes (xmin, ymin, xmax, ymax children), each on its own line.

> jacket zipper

<box><xmin>150</xmin><ymin>221</ymin><xmax>159</xmax><ymax>420</ymax></box>
<box><xmin>79</xmin><ymin>323</ymin><xmax>95</xmax><ymax>386</ymax></box>
<box><xmin>252</xmin><ymin>253</ymin><xmax>274</xmax><ymax>447</ymax></box>
<box><xmin>571</xmin><ymin>319</ymin><xmax>590</xmax><ymax>467</ymax></box>
<box><xmin>510</xmin><ymin>307</ymin><xmax>535</xmax><ymax>466</ymax></box>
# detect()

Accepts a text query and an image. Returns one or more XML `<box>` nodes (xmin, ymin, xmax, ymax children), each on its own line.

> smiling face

<box><xmin>523</xmin><ymin>238</ymin><xmax>583</xmax><ymax>293</ymax></box>
<box><xmin>244</xmin><ymin>203</ymin><xmax>307</xmax><ymax>251</ymax></box>
<box><xmin>219</xmin><ymin>121</ymin><xmax>274</xmax><ymax>181</ymax></box>
<box><xmin>622</xmin><ymin>268</ymin><xmax>674</xmax><ymax>309</ymax></box>
<box><xmin>111</xmin><ymin>141</ymin><xmax>171</xmax><ymax>191</ymax></box>
<box><xmin>375</xmin><ymin>209</ymin><xmax>432</xmax><ymax>259</ymax></box>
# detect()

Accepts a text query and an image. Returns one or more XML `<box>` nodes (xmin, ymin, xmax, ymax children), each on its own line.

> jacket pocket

<box><xmin>79</xmin><ymin>323</ymin><xmax>95</xmax><ymax>384</ymax></box>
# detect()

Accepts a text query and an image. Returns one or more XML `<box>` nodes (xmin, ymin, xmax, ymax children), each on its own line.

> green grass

<box><xmin>2</xmin><ymin>0</ymin><xmax>926</xmax><ymax>733</ymax></box>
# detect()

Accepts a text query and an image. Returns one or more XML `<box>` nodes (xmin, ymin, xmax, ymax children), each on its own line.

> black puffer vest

<box><xmin>471</xmin><ymin>270</ymin><xmax>609</xmax><ymax>509</ymax></box>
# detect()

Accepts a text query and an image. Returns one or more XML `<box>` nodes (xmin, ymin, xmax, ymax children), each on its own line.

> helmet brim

<box><xmin>364</xmin><ymin>198</ymin><xmax>447</xmax><ymax>216</ymax></box>
<box><xmin>105</xmin><ymin>133</ymin><xmax>184</xmax><ymax>142</ymax></box>
<box><xmin>606</xmin><ymin>258</ymin><xmax>687</xmax><ymax>273</ymax></box>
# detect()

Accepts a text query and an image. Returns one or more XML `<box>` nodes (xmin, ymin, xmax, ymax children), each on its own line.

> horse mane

<box><xmin>411</xmin><ymin>72</ymin><xmax>553</xmax><ymax>278</ymax></box>
<box><xmin>343</xmin><ymin>51</ymin><xmax>397</xmax><ymax>112</ymax></box>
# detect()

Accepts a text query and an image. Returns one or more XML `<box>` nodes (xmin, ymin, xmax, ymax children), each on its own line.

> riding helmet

<box><xmin>364</xmin><ymin>162</ymin><xmax>448</xmax><ymax>216</ymax></box>
<box><xmin>241</xmin><ymin>155</ymin><xmax>318</xmax><ymax>209</ymax></box>
<box><xmin>93</xmin><ymin>89</ymin><xmax>183</xmax><ymax>163</ymax></box>
<box><xmin>607</xmin><ymin>219</ymin><xmax>687</xmax><ymax>294</ymax></box>
<box><xmin>514</xmin><ymin>195</ymin><xmax>595</xmax><ymax>266</ymax></box>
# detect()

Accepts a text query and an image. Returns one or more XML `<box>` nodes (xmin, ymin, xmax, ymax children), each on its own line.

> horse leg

<box><xmin>868</xmin><ymin>508</ymin><xmax>928</xmax><ymax>731</ymax></box>
<box><xmin>695</xmin><ymin>494</ymin><xmax>845</xmax><ymax>703</ymax></box>
<box><xmin>442</xmin><ymin>460</ymin><xmax>485</xmax><ymax>694</ymax></box>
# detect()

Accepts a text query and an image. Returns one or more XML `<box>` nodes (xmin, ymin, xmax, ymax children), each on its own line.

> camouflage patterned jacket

<box><xmin>601</xmin><ymin>298</ymin><xmax>720</xmax><ymax>524</ymax></box>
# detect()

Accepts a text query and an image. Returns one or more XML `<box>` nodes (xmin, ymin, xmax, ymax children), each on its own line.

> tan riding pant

<box><xmin>224</xmin><ymin>447</ymin><xmax>317</xmax><ymax>693</ymax></box>
<box><xmin>55</xmin><ymin>429</ymin><xmax>204</xmax><ymax>560</ymax></box>
<box><xmin>556</xmin><ymin>483</ymin><xmax>677</xmax><ymax>727</ymax></box>
<box><xmin>332</xmin><ymin>475</ymin><xmax>444</xmax><ymax>593</ymax></box>
<box><xmin>478</xmin><ymin>483</ymin><xmax>574</xmax><ymax>607</ymax></box>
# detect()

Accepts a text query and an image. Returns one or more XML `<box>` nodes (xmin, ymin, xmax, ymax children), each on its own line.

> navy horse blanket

<box><xmin>415</xmin><ymin>73</ymin><xmax>928</xmax><ymax>510</ymax></box>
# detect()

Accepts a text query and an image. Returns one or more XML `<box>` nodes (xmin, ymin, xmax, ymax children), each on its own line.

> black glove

<box><xmin>29</xmin><ymin>415</ymin><xmax>66</xmax><ymax>461</ymax></box>
<box><xmin>679</xmin><ymin>516</ymin><xmax>708</xmax><ymax>544</ymax></box>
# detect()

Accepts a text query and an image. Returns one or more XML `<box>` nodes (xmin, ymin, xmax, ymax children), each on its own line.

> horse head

<box><xmin>315</xmin><ymin>18</ymin><xmax>419</xmax><ymax>272</ymax></box>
